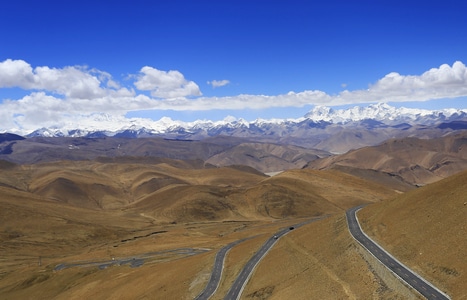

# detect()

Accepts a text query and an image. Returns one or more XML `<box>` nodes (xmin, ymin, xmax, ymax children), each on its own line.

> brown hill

<box><xmin>0</xmin><ymin>184</ymin><xmax>147</xmax><ymax>258</ymax></box>
<box><xmin>312</xmin><ymin>126</ymin><xmax>394</xmax><ymax>154</ymax></box>
<box><xmin>358</xmin><ymin>169</ymin><xmax>467</xmax><ymax>299</ymax></box>
<box><xmin>326</xmin><ymin>165</ymin><xmax>416</xmax><ymax>193</ymax></box>
<box><xmin>307</xmin><ymin>130</ymin><xmax>467</xmax><ymax>186</ymax></box>
<box><xmin>0</xmin><ymin>136</ymin><xmax>333</xmax><ymax>174</ymax></box>
<box><xmin>206</xmin><ymin>142</ymin><xmax>330</xmax><ymax>173</ymax></box>
<box><xmin>1</xmin><ymin>158</ymin><xmax>396</xmax><ymax>222</ymax></box>
<box><xmin>242</xmin><ymin>214</ymin><xmax>411</xmax><ymax>299</ymax></box>
<box><xmin>307</xmin><ymin>123</ymin><xmax>463</xmax><ymax>154</ymax></box>
<box><xmin>124</xmin><ymin>168</ymin><xmax>397</xmax><ymax>223</ymax></box>
<box><xmin>226</xmin><ymin>171</ymin><xmax>466</xmax><ymax>299</ymax></box>
<box><xmin>0</xmin><ymin>159</ymin><xmax>268</xmax><ymax>211</ymax></box>
<box><xmin>0</xmin><ymin>158</ymin><xmax>403</xmax><ymax>299</ymax></box>
<box><xmin>0</xmin><ymin>136</ymin><xmax>229</xmax><ymax>164</ymax></box>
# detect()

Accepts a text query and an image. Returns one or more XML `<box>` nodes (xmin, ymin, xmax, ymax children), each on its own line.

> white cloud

<box><xmin>134</xmin><ymin>66</ymin><xmax>202</xmax><ymax>98</ymax></box>
<box><xmin>0</xmin><ymin>59</ymin><xmax>113</xmax><ymax>99</ymax></box>
<box><xmin>363</xmin><ymin>61</ymin><xmax>467</xmax><ymax>102</ymax></box>
<box><xmin>1</xmin><ymin>92</ymin><xmax>68</xmax><ymax>131</ymax></box>
<box><xmin>1</xmin><ymin>59</ymin><xmax>467</xmax><ymax>134</ymax></box>
<box><xmin>207</xmin><ymin>79</ymin><xmax>230</xmax><ymax>88</ymax></box>
<box><xmin>0</xmin><ymin>59</ymin><xmax>35</xmax><ymax>88</ymax></box>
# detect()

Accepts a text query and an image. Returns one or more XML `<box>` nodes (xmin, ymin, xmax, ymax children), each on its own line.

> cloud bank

<box><xmin>1</xmin><ymin>59</ymin><xmax>467</xmax><ymax>133</ymax></box>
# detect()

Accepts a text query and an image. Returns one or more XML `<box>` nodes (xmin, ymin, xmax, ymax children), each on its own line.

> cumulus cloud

<box><xmin>0</xmin><ymin>59</ymin><xmax>117</xmax><ymax>99</ymax></box>
<box><xmin>361</xmin><ymin>61</ymin><xmax>467</xmax><ymax>102</ymax></box>
<box><xmin>1</xmin><ymin>59</ymin><xmax>467</xmax><ymax>134</ymax></box>
<box><xmin>207</xmin><ymin>79</ymin><xmax>230</xmax><ymax>88</ymax></box>
<box><xmin>134</xmin><ymin>66</ymin><xmax>201</xmax><ymax>98</ymax></box>
<box><xmin>0</xmin><ymin>59</ymin><xmax>35</xmax><ymax>88</ymax></box>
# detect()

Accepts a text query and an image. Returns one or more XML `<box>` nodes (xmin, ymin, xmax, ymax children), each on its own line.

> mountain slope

<box><xmin>307</xmin><ymin>130</ymin><xmax>467</xmax><ymax>186</ymax></box>
<box><xmin>358</xmin><ymin>170</ymin><xmax>467</xmax><ymax>299</ymax></box>
<box><xmin>206</xmin><ymin>142</ymin><xmax>330</xmax><ymax>173</ymax></box>
<box><xmin>0</xmin><ymin>136</ymin><xmax>333</xmax><ymax>174</ymax></box>
<box><xmin>118</xmin><ymin>167</ymin><xmax>398</xmax><ymax>222</ymax></box>
<box><xmin>0</xmin><ymin>158</ymin><xmax>397</xmax><ymax>223</ymax></box>
<box><xmin>0</xmin><ymin>136</ymin><xmax>231</xmax><ymax>164</ymax></box>
<box><xmin>0</xmin><ymin>157</ymin><xmax>407</xmax><ymax>299</ymax></box>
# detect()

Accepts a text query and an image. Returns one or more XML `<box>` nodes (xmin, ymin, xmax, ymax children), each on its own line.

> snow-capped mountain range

<box><xmin>24</xmin><ymin>103</ymin><xmax>467</xmax><ymax>139</ymax></box>
<box><xmin>304</xmin><ymin>103</ymin><xmax>464</xmax><ymax>124</ymax></box>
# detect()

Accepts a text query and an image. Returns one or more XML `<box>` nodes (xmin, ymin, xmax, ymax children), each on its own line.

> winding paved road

<box><xmin>223</xmin><ymin>217</ymin><xmax>326</xmax><ymax>300</ymax></box>
<box><xmin>346</xmin><ymin>205</ymin><xmax>450</xmax><ymax>300</ymax></box>
<box><xmin>195</xmin><ymin>238</ymin><xmax>250</xmax><ymax>300</ymax></box>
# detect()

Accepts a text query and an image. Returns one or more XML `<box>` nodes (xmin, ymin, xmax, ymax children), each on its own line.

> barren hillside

<box><xmin>307</xmin><ymin>130</ymin><xmax>467</xmax><ymax>186</ymax></box>
<box><xmin>242</xmin><ymin>214</ymin><xmax>411</xmax><ymax>299</ymax></box>
<box><xmin>0</xmin><ymin>136</ymin><xmax>331</xmax><ymax>174</ymax></box>
<box><xmin>206</xmin><ymin>142</ymin><xmax>330</xmax><ymax>173</ymax></box>
<box><xmin>358</xmin><ymin>170</ymin><xmax>467</xmax><ymax>299</ymax></box>
<box><xmin>0</xmin><ymin>159</ymin><xmax>396</xmax><ymax>222</ymax></box>
<box><xmin>0</xmin><ymin>158</ymin><xmax>401</xmax><ymax>299</ymax></box>
<box><xmin>2</xmin><ymin>150</ymin><xmax>464</xmax><ymax>299</ymax></box>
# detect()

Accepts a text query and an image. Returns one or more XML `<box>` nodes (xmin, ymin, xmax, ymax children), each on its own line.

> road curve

<box><xmin>195</xmin><ymin>238</ymin><xmax>249</xmax><ymax>300</ymax></box>
<box><xmin>346</xmin><ymin>205</ymin><xmax>450</xmax><ymax>300</ymax></box>
<box><xmin>224</xmin><ymin>217</ymin><xmax>326</xmax><ymax>300</ymax></box>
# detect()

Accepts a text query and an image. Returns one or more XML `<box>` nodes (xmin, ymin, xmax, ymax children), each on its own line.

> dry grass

<box><xmin>242</xmin><ymin>214</ymin><xmax>407</xmax><ymax>299</ymax></box>
<box><xmin>308</xmin><ymin>131</ymin><xmax>467</xmax><ymax>186</ymax></box>
<box><xmin>0</xmin><ymin>158</ymin><xmax>443</xmax><ymax>299</ymax></box>
<box><xmin>359</xmin><ymin>170</ymin><xmax>467</xmax><ymax>299</ymax></box>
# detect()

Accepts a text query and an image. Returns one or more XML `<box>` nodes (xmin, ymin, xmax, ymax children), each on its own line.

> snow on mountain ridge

<box><xmin>304</xmin><ymin>102</ymin><xmax>439</xmax><ymax>123</ymax></box>
<box><xmin>19</xmin><ymin>103</ymin><xmax>467</xmax><ymax>137</ymax></box>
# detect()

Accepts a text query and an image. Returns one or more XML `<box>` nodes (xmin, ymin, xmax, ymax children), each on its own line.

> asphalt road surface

<box><xmin>54</xmin><ymin>248</ymin><xmax>207</xmax><ymax>271</ymax></box>
<box><xmin>346</xmin><ymin>205</ymin><xmax>450</xmax><ymax>300</ymax></box>
<box><xmin>223</xmin><ymin>217</ymin><xmax>326</xmax><ymax>300</ymax></box>
<box><xmin>195</xmin><ymin>238</ymin><xmax>250</xmax><ymax>300</ymax></box>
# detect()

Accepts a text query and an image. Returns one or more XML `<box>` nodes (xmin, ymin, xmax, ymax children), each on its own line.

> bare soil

<box><xmin>1</xmin><ymin>158</ymin><xmax>462</xmax><ymax>299</ymax></box>
<box><xmin>359</xmin><ymin>170</ymin><xmax>467</xmax><ymax>299</ymax></box>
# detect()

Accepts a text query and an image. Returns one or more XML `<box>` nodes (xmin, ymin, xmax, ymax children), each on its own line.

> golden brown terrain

<box><xmin>240</xmin><ymin>171</ymin><xmax>467</xmax><ymax>299</ymax></box>
<box><xmin>308</xmin><ymin>131</ymin><xmax>467</xmax><ymax>186</ymax></box>
<box><xmin>211</xmin><ymin>172</ymin><xmax>466</xmax><ymax>299</ymax></box>
<box><xmin>0</xmin><ymin>157</ymin><xmax>405</xmax><ymax>299</ymax></box>
<box><xmin>205</xmin><ymin>142</ymin><xmax>330</xmax><ymax>173</ymax></box>
<box><xmin>358</xmin><ymin>169</ymin><xmax>467</xmax><ymax>299</ymax></box>
<box><xmin>0</xmin><ymin>152</ymin><xmax>465</xmax><ymax>299</ymax></box>
<box><xmin>242</xmin><ymin>214</ymin><xmax>410</xmax><ymax>299</ymax></box>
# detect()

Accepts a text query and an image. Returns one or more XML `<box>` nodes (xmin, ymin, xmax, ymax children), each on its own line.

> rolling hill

<box><xmin>206</xmin><ymin>142</ymin><xmax>330</xmax><ymax>173</ymax></box>
<box><xmin>358</xmin><ymin>169</ymin><xmax>467</xmax><ymax>299</ymax></box>
<box><xmin>0</xmin><ymin>158</ymin><xmax>396</xmax><ymax>222</ymax></box>
<box><xmin>307</xmin><ymin>130</ymin><xmax>467</xmax><ymax>186</ymax></box>
<box><xmin>0</xmin><ymin>157</ymin><xmax>400</xmax><ymax>299</ymax></box>
<box><xmin>0</xmin><ymin>128</ymin><xmax>465</xmax><ymax>298</ymax></box>
<box><xmin>0</xmin><ymin>136</ymin><xmax>330</xmax><ymax>173</ymax></box>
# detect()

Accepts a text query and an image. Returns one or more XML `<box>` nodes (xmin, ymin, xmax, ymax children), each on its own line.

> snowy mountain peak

<box><xmin>304</xmin><ymin>106</ymin><xmax>335</xmax><ymax>120</ymax></box>
<box><xmin>12</xmin><ymin>103</ymin><xmax>467</xmax><ymax>138</ymax></box>
<box><xmin>303</xmin><ymin>102</ymin><xmax>461</xmax><ymax>124</ymax></box>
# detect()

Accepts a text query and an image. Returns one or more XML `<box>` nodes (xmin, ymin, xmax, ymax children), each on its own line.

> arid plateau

<box><xmin>0</xmin><ymin>129</ymin><xmax>466</xmax><ymax>299</ymax></box>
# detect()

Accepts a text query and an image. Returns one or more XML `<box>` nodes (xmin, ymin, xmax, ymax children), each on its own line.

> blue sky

<box><xmin>1</xmin><ymin>0</ymin><xmax>467</xmax><ymax>131</ymax></box>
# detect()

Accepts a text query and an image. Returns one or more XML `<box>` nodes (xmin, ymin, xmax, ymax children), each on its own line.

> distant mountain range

<box><xmin>1</xmin><ymin>103</ymin><xmax>467</xmax><ymax>185</ymax></box>
<box><xmin>16</xmin><ymin>103</ymin><xmax>466</xmax><ymax>153</ymax></box>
